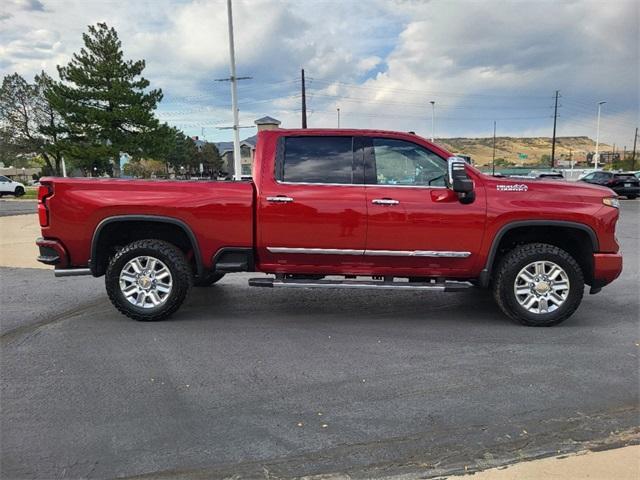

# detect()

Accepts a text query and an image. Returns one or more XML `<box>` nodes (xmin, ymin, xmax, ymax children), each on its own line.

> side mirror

<box><xmin>447</xmin><ymin>156</ymin><xmax>475</xmax><ymax>204</ymax></box>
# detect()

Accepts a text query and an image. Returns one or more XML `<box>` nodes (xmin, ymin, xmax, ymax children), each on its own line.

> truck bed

<box><xmin>39</xmin><ymin>177</ymin><xmax>255</xmax><ymax>269</ymax></box>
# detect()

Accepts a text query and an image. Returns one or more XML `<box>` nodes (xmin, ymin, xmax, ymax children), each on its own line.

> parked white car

<box><xmin>0</xmin><ymin>176</ymin><xmax>25</xmax><ymax>197</ymax></box>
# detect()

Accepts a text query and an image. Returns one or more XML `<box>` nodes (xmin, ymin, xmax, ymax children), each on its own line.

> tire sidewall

<box><xmin>501</xmin><ymin>249</ymin><xmax>583</xmax><ymax>326</ymax></box>
<box><xmin>106</xmin><ymin>243</ymin><xmax>189</xmax><ymax>320</ymax></box>
<box><xmin>14</xmin><ymin>187</ymin><xmax>24</xmax><ymax>197</ymax></box>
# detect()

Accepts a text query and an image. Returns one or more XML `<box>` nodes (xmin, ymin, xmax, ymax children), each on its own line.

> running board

<box><xmin>248</xmin><ymin>277</ymin><xmax>472</xmax><ymax>292</ymax></box>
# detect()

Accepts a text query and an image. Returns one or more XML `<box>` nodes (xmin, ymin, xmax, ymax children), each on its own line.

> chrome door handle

<box><xmin>372</xmin><ymin>198</ymin><xmax>399</xmax><ymax>205</ymax></box>
<box><xmin>266</xmin><ymin>196</ymin><xmax>294</xmax><ymax>203</ymax></box>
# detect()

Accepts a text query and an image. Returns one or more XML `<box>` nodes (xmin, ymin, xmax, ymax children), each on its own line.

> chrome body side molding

<box><xmin>266</xmin><ymin>247</ymin><xmax>471</xmax><ymax>258</ymax></box>
<box><xmin>365</xmin><ymin>250</ymin><xmax>471</xmax><ymax>258</ymax></box>
<box><xmin>267</xmin><ymin>247</ymin><xmax>365</xmax><ymax>255</ymax></box>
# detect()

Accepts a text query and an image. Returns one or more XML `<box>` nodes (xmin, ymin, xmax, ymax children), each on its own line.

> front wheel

<box><xmin>105</xmin><ymin>239</ymin><xmax>192</xmax><ymax>321</ymax></box>
<box><xmin>492</xmin><ymin>243</ymin><xmax>584</xmax><ymax>326</ymax></box>
<box><xmin>14</xmin><ymin>186</ymin><xmax>24</xmax><ymax>197</ymax></box>
<box><xmin>627</xmin><ymin>195</ymin><xmax>637</xmax><ymax>200</ymax></box>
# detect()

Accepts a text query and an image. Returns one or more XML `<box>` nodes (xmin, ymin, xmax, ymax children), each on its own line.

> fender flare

<box><xmin>478</xmin><ymin>220</ymin><xmax>599</xmax><ymax>287</ymax></box>
<box><xmin>90</xmin><ymin>215</ymin><xmax>203</xmax><ymax>276</ymax></box>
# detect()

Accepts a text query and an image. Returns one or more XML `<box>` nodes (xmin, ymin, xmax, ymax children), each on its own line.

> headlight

<box><xmin>602</xmin><ymin>197</ymin><xmax>620</xmax><ymax>208</ymax></box>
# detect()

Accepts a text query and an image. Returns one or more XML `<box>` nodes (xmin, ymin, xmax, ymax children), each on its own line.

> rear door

<box><xmin>256</xmin><ymin>135</ymin><xmax>367</xmax><ymax>274</ymax></box>
<box><xmin>363</xmin><ymin>136</ymin><xmax>486</xmax><ymax>277</ymax></box>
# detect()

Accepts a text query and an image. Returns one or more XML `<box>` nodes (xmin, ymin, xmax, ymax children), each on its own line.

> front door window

<box><xmin>371</xmin><ymin>138</ymin><xmax>447</xmax><ymax>187</ymax></box>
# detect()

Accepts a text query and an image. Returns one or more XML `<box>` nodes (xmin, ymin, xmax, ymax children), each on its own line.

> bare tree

<box><xmin>0</xmin><ymin>72</ymin><xmax>64</xmax><ymax>175</ymax></box>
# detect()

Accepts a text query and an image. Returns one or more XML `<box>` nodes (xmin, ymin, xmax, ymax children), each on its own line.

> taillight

<box><xmin>38</xmin><ymin>184</ymin><xmax>53</xmax><ymax>227</ymax></box>
<box><xmin>606</xmin><ymin>179</ymin><xmax>616</xmax><ymax>185</ymax></box>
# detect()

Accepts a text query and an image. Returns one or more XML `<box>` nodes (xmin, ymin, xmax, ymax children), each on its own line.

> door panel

<box><xmin>363</xmin><ymin>136</ymin><xmax>486</xmax><ymax>276</ymax></box>
<box><xmin>257</xmin><ymin>135</ymin><xmax>367</xmax><ymax>273</ymax></box>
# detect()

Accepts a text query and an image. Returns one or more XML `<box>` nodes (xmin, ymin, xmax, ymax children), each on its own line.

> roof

<box><xmin>254</xmin><ymin>116</ymin><xmax>281</xmax><ymax>126</ymax></box>
<box><xmin>215</xmin><ymin>134</ymin><xmax>257</xmax><ymax>155</ymax></box>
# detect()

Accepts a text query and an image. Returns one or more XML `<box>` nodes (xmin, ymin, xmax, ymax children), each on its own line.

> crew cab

<box><xmin>36</xmin><ymin>129</ymin><xmax>623</xmax><ymax>326</ymax></box>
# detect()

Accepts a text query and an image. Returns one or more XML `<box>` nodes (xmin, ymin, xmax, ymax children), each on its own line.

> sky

<box><xmin>1</xmin><ymin>0</ymin><xmax>638</xmax><ymax>148</ymax></box>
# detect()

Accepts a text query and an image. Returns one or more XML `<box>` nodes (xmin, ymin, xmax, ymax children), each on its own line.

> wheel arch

<box><xmin>90</xmin><ymin>215</ymin><xmax>203</xmax><ymax>277</ymax></box>
<box><xmin>479</xmin><ymin>220</ymin><xmax>598</xmax><ymax>287</ymax></box>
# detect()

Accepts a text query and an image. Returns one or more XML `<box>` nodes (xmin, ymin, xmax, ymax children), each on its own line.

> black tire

<box><xmin>626</xmin><ymin>195</ymin><xmax>637</xmax><ymax>200</ymax></box>
<box><xmin>105</xmin><ymin>239</ymin><xmax>192</xmax><ymax>321</ymax></box>
<box><xmin>492</xmin><ymin>243</ymin><xmax>584</xmax><ymax>327</ymax></box>
<box><xmin>193</xmin><ymin>271</ymin><xmax>225</xmax><ymax>287</ymax></box>
<box><xmin>14</xmin><ymin>186</ymin><xmax>24</xmax><ymax>197</ymax></box>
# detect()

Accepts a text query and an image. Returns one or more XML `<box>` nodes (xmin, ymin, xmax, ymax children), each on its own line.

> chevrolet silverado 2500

<box><xmin>36</xmin><ymin>129</ymin><xmax>623</xmax><ymax>326</ymax></box>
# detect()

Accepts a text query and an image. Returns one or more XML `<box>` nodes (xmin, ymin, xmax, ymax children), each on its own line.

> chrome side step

<box><xmin>54</xmin><ymin>268</ymin><xmax>92</xmax><ymax>277</ymax></box>
<box><xmin>248</xmin><ymin>277</ymin><xmax>472</xmax><ymax>292</ymax></box>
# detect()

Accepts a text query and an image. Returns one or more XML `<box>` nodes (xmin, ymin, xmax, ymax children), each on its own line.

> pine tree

<box><xmin>46</xmin><ymin>23</ymin><xmax>164</xmax><ymax>175</ymax></box>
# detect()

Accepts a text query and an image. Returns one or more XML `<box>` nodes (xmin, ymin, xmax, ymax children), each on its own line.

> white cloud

<box><xmin>0</xmin><ymin>0</ymin><xmax>637</xmax><ymax>145</ymax></box>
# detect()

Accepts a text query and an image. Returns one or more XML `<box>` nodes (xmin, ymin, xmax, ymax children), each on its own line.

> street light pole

<box><xmin>429</xmin><ymin>101</ymin><xmax>435</xmax><ymax>142</ymax></box>
<box><xmin>492</xmin><ymin>121</ymin><xmax>497</xmax><ymax>176</ymax></box>
<box><xmin>337</xmin><ymin>107</ymin><xmax>340</xmax><ymax>128</ymax></box>
<box><xmin>226</xmin><ymin>0</ymin><xmax>242</xmax><ymax>181</ymax></box>
<box><xmin>594</xmin><ymin>101</ymin><xmax>606</xmax><ymax>170</ymax></box>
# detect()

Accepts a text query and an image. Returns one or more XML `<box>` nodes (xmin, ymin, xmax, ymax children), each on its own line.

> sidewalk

<box><xmin>458</xmin><ymin>445</ymin><xmax>639</xmax><ymax>480</ymax></box>
<box><xmin>0</xmin><ymin>213</ymin><xmax>46</xmax><ymax>269</ymax></box>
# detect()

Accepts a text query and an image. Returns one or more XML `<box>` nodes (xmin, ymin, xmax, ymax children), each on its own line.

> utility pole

<box><xmin>612</xmin><ymin>144</ymin><xmax>616</xmax><ymax>165</ymax></box>
<box><xmin>551</xmin><ymin>90</ymin><xmax>559</xmax><ymax>168</ymax></box>
<box><xmin>632</xmin><ymin>127</ymin><xmax>638</xmax><ymax>170</ymax></box>
<box><xmin>226</xmin><ymin>0</ymin><xmax>241</xmax><ymax>180</ymax></box>
<box><xmin>301</xmin><ymin>69</ymin><xmax>307</xmax><ymax>129</ymax></box>
<box><xmin>492</xmin><ymin>121</ymin><xmax>497</xmax><ymax>176</ymax></box>
<box><xmin>594</xmin><ymin>101</ymin><xmax>606</xmax><ymax>170</ymax></box>
<box><xmin>429</xmin><ymin>101</ymin><xmax>435</xmax><ymax>142</ymax></box>
<box><xmin>337</xmin><ymin>107</ymin><xmax>340</xmax><ymax>128</ymax></box>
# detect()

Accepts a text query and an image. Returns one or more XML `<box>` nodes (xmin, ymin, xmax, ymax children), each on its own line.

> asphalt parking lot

<box><xmin>0</xmin><ymin>200</ymin><xmax>36</xmax><ymax>217</ymax></box>
<box><xmin>1</xmin><ymin>201</ymin><xmax>638</xmax><ymax>479</ymax></box>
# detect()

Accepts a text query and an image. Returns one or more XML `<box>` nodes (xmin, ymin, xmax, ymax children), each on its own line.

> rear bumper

<box><xmin>36</xmin><ymin>237</ymin><xmax>69</xmax><ymax>267</ymax></box>
<box><xmin>591</xmin><ymin>253</ymin><xmax>623</xmax><ymax>288</ymax></box>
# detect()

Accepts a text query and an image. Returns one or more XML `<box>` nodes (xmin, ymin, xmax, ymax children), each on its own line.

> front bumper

<box><xmin>591</xmin><ymin>253</ymin><xmax>623</xmax><ymax>290</ymax></box>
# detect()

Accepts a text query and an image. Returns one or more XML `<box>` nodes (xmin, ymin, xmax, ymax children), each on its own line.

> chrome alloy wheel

<box><xmin>119</xmin><ymin>256</ymin><xmax>173</xmax><ymax>309</ymax></box>
<box><xmin>514</xmin><ymin>260</ymin><xmax>570</xmax><ymax>314</ymax></box>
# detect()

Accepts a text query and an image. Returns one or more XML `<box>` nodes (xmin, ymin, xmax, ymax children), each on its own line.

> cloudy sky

<box><xmin>1</xmin><ymin>0</ymin><xmax>638</xmax><ymax>147</ymax></box>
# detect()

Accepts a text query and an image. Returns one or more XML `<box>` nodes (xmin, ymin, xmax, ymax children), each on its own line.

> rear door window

<box><xmin>282</xmin><ymin>136</ymin><xmax>354</xmax><ymax>184</ymax></box>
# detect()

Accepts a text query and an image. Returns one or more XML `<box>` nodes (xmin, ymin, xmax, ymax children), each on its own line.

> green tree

<box><xmin>123</xmin><ymin>158</ymin><xmax>167</xmax><ymax>178</ymax></box>
<box><xmin>46</xmin><ymin>22</ymin><xmax>165</xmax><ymax>175</ymax></box>
<box><xmin>0</xmin><ymin>72</ymin><xmax>65</xmax><ymax>175</ymax></box>
<box><xmin>494</xmin><ymin>157</ymin><xmax>515</xmax><ymax>167</ymax></box>
<box><xmin>164</xmin><ymin>129</ymin><xmax>198</xmax><ymax>176</ymax></box>
<box><xmin>197</xmin><ymin>142</ymin><xmax>223</xmax><ymax>175</ymax></box>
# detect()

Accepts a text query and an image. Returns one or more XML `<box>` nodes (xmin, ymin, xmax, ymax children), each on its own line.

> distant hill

<box><xmin>435</xmin><ymin>136</ymin><xmax>612</xmax><ymax>166</ymax></box>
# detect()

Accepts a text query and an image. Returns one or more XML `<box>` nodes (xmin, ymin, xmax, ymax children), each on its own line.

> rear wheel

<box><xmin>492</xmin><ymin>243</ymin><xmax>584</xmax><ymax>326</ymax></box>
<box><xmin>105</xmin><ymin>239</ymin><xmax>192</xmax><ymax>321</ymax></box>
<box><xmin>193</xmin><ymin>271</ymin><xmax>225</xmax><ymax>287</ymax></box>
<box><xmin>627</xmin><ymin>195</ymin><xmax>637</xmax><ymax>199</ymax></box>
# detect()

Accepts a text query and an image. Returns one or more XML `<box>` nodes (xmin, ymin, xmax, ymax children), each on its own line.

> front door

<box><xmin>363</xmin><ymin>136</ymin><xmax>486</xmax><ymax>277</ymax></box>
<box><xmin>257</xmin><ymin>134</ymin><xmax>367</xmax><ymax>274</ymax></box>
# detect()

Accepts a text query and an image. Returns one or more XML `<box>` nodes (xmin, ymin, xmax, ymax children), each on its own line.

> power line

<box><xmin>308</xmin><ymin>79</ymin><xmax>553</xmax><ymax>99</ymax></box>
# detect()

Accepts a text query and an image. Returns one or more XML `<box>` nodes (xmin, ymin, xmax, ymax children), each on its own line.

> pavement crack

<box><xmin>1</xmin><ymin>298</ymin><xmax>107</xmax><ymax>345</ymax></box>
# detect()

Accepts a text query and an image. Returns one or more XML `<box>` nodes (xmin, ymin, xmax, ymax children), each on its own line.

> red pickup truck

<box><xmin>36</xmin><ymin>129</ymin><xmax>623</xmax><ymax>326</ymax></box>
